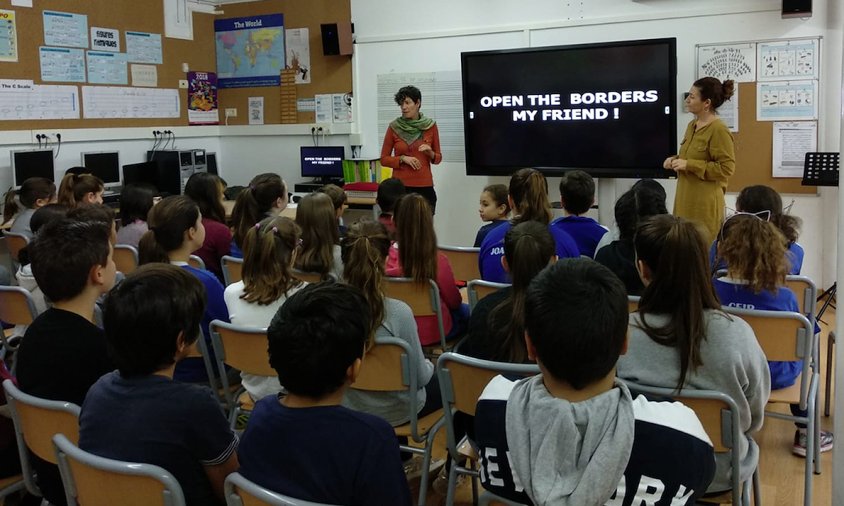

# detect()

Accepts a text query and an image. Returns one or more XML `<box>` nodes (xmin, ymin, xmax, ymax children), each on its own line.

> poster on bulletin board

<box><xmin>214</xmin><ymin>14</ymin><xmax>284</xmax><ymax>88</ymax></box>
<box><xmin>187</xmin><ymin>71</ymin><xmax>219</xmax><ymax>125</ymax></box>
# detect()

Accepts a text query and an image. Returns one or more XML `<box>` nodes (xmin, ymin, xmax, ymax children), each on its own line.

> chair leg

<box><xmin>813</xmin><ymin>392</ymin><xmax>821</xmax><ymax>475</ymax></box>
<box><xmin>445</xmin><ymin>465</ymin><xmax>458</xmax><ymax>506</ymax></box>
<box><xmin>825</xmin><ymin>332</ymin><xmax>834</xmax><ymax>417</ymax></box>
<box><xmin>803</xmin><ymin>398</ymin><xmax>814</xmax><ymax>505</ymax></box>
<box><xmin>417</xmin><ymin>445</ymin><xmax>432</xmax><ymax>506</ymax></box>
<box><xmin>752</xmin><ymin>468</ymin><xmax>761</xmax><ymax>506</ymax></box>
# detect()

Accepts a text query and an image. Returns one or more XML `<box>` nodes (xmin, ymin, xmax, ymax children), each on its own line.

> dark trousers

<box><xmin>406</xmin><ymin>186</ymin><xmax>437</xmax><ymax>214</ymax></box>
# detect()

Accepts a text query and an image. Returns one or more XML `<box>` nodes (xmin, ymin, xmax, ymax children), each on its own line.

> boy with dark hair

<box><xmin>237</xmin><ymin>281</ymin><xmax>412</xmax><ymax>505</ymax></box>
<box><xmin>79</xmin><ymin>264</ymin><xmax>239</xmax><ymax>506</ymax></box>
<box><xmin>550</xmin><ymin>170</ymin><xmax>608</xmax><ymax>257</ymax></box>
<box><xmin>15</xmin><ymin>218</ymin><xmax>117</xmax><ymax>505</ymax></box>
<box><xmin>376</xmin><ymin>177</ymin><xmax>406</xmax><ymax>238</ymax></box>
<box><xmin>474</xmin><ymin>259</ymin><xmax>715</xmax><ymax>505</ymax></box>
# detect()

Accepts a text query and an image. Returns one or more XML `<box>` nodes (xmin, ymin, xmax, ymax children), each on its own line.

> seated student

<box><xmin>15</xmin><ymin>218</ymin><xmax>116</xmax><ymax>506</ymax></box>
<box><xmin>318</xmin><ymin>183</ymin><xmax>349</xmax><ymax>238</ymax></box>
<box><xmin>224</xmin><ymin>216</ymin><xmax>305</xmax><ymax>400</ymax></box>
<box><xmin>139</xmin><ymin>195</ymin><xmax>230</xmax><ymax>383</ymax></box>
<box><xmin>185</xmin><ymin>173</ymin><xmax>232</xmax><ymax>283</ymax></box>
<box><xmin>550</xmin><ymin>170</ymin><xmax>608</xmax><ymax>257</ymax></box>
<box><xmin>4</xmin><ymin>177</ymin><xmax>56</xmax><ymax>240</ymax></box>
<box><xmin>709</xmin><ymin>184</ymin><xmax>804</xmax><ymax>274</ymax></box>
<box><xmin>80</xmin><ymin>264</ymin><xmax>239</xmax><ymax>506</ymax></box>
<box><xmin>57</xmin><ymin>172</ymin><xmax>104</xmax><ymax>208</ymax></box>
<box><xmin>237</xmin><ymin>282</ymin><xmax>412</xmax><ymax>505</ymax></box>
<box><xmin>230</xmin><ymin>173</ymin><xmax>288</xmax><ymax>258</ymax></box>
<box><xmin>475</xmin><ymin>259</ymin><xmax>715</xmax><ymax>505</ymax></box>
<box><xmin>714</xmin><ymin>213</ymin><xmax>832</xmax><ymax>457</ymax></box>
<box><xmin>376</xmin><ymin>177</ymin><xmax>406</xmax><ymax>239</ymax></box>
<box><xmin>294</xmin><ymin>192</ymin><xmax>344</xmax><ymax>279</ymax></box>
<box><xmin>474</xmin><ymin>183</ymin><xmax>510</xmax><ymax>247</ymax></box>
<box><xmin>479</xmin><ymin>168</ymin><xmax>579</xmax><ymax>283</ymax></box>
<box><xmin>594</xmin><ymin>183</ymin><xmax>667</xmax><ymax>295</ymax></box>
<box><xmin>461</xmin><ymin>221</ymin><xmax>555</xmax><ymax>362</ymax></box>
<box><xmin>617</xmin><ymin>215</ymin><xmax>769</xmax><ymax>493</ymax></box>
<box><xmin>115</xmin><ymin>183</ymin><xmax>156</xmax><ymax>248</ymax></box>
<box><xmin>16</xmin><ymin>204</ymin><xmax>69</xmax><ymax>317</ymax></box>
<box><xmin>594</xmin><ymin>178</ymin><xmax>667</xmax><ymax>257</ymax></box>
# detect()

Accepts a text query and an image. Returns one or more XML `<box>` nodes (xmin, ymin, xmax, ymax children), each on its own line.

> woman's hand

<box><xmin>663</xmin><ymin>156</ymin><xmax>677</xmax><ymax>170</ymax></box>
<box><xmin>419</xmin><ymin>144</ymin><xmax>435</xmax><ymax>159</ymax></box>
<box><xmin>670</xmin><ymin>158</ymin><xmax>688</xmax><ymax>171</ymax></box>
<box><xmin>400</xmin><ymin>154</ymin><xmax>422</xmax><ymax>171</ymax></box>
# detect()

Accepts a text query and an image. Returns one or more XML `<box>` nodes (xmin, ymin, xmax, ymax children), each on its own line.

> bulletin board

<box><xmin>697</xmin><ymin>38</ymin><xmax>820</xmax><ymax>195</ymax></box>
<box><xmin>215</xmin><ymin>0</ymin><xmax>353</xmax><ymax>125</ymax></box>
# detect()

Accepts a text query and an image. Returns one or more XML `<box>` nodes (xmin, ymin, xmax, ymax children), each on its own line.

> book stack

<box><xmin>342</xmin><ymin>159</ymin><xmax>392</xmax><ymax>183</ymax></box>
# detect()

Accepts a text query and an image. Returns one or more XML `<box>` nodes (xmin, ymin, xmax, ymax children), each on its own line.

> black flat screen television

<box><xmin>461</xmin><ymin>38</ymin><xmax>677</xmax><ymax>178</ymax></box>
<box><xmin>81</xmin><ymin>151</ymin><xmax>121</xmax><ymax>188</ymax></box>
<box><xmin>11</xmin><ymin>149</ymin><xmax>55</xmax><ymax>189</ymax></box>
<box><xmin>300</xmin><ymin>146</ymin><xmax>344</xmax><ymax>182</ymax></box>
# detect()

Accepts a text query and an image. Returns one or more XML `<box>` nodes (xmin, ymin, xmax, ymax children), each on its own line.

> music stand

<box><xmin>802</xmin><ymin>152</ymin><xmax>839</xmax><ymax>320</ymax></box>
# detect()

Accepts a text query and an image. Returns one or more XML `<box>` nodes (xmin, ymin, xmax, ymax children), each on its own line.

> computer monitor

<box><xmin>206</xmin><ymin>152</ymin><xmax>218</xmax><ymax>175</ymax></box>
<box><xmin>10</xmin><ymin>149</ymin><xmax>55</xmax><ymax>189</ymax></box>
<box><xmin>300</xmin><ymin>146</ymin><xmax>344</xmax><ymax>183</ymax></box>
<box><xmin>122</xmin><ymin>161</ymin><xmax>160</xmax><ymax>193</ymax></box>
<box><xmin>81</xmin><ymin>151</ymin><xmax>121</xmax><ymax>189</ymax></box>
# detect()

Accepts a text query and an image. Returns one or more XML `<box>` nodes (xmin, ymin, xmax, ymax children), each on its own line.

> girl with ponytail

<box><xmin>4</xmin><ymin>177</ymin><xmax>56</xmax><ymax>239</ymax></box>
<box><xmin>340</xmin><ymin>220</ymin><xmax>437</xmax><ymax>426</ymax></box>
<box><xmin>461</xmin><ymin>221</ymin><xmax>556</xmax><ymax>362</ymax></box>
<box><xmin>139</xmin><ymin>195</ymin><xmax>230</xmax><ymax>383</ymax></box>
<box><xmin>479</xmin><ymin>168</ymin><xmax>579</xmax><ymax>282</ymax></box>
<box><xmin>184</xmin><ymin>172</ymin><xmax>231</xmax><ymax>282</ymax></box>
<box><xmin>617</xmin><ymin>214</ymin><xmax>768</xmax><ymax>493</ymax></box>
<box><xmin>230</xmin><ymin>173</ymin><xmax>288</xmax><ymax>257</ymax></box>
<box><xmin>57</xmin><ymin>172</ymin><xmax>104</xmax><ymax>208</ymax></box>
<box><xmin>224</xmin><ymin>216</ymin><xmax>304</xmax><ymax>400</ymax></box>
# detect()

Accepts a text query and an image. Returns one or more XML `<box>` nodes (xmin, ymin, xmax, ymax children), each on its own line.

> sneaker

<box><xmin>403</xmin><ymin>454</ymin><xmax>446</xmax><ymax>481</ymax></box>
<box><xmin>432</xmin><ymin>460</ymin><xmax>471</xmax><ymax>496</ymax></box>
<box><xmin>792</xmin><ymin>429</ymin><xmax>834</xmax><ymax>457</ymax></box>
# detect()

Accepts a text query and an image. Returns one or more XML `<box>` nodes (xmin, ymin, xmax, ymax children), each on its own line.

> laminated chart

<box><xmin>82</xmin><ymin>86</ymin><xmax>179</xmax><ymax>119</ymax></box>
<box><xmin>40</xmin><ymin>46</ymin><xmax>86</xmax><ymax>82</ymax></box>
<box><xmin>0</xmin><ymin>83</ymin><xmax>79</xmax><ymax>120</ymax></box>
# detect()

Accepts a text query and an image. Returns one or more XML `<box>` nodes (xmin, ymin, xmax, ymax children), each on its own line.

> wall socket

<box><xmin>178</xmin><ymin>80</ymin><xmax>188</xmax><ymax>89</ymax></box>
<box><xmin>225</xmin><ymin>108</ymin><xmax>238</xmax><ymax>118</ymax></box>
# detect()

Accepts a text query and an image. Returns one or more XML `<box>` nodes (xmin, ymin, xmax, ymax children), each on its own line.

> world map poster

<box><xmin>214</xmin><ymin>14</ymin><xmax>284</xmax><ymax>88</ymax></box>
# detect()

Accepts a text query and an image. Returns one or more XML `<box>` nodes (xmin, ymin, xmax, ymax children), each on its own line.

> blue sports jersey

<box><xmin>549</xmin><ymin>215</ymin><xmax>608</xmax><ymax>258</ymax></box>
<box><xmin>478</xmin><ymin>221</ymin><xmax>580</xmax><ymax>283</ymax></box>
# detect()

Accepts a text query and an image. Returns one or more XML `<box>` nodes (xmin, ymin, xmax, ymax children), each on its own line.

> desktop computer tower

<box><xmin>146</xmin><ymin>149</ymin><xmax>204</xmax><ymax>195</ymax></box>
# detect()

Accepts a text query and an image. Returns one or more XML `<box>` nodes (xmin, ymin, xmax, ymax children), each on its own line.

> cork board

<box><xmin>0</xmin><ymin>0</ymin><xmax>217</xmax><ymax>130</ymax></box>
<box><xmin>728</xmin><ymin>81</ymin><xmax>815</xmax><ymax>194</ymax></box>
<box><xmin>215</xmin><ymin>0</ymin><xmax>352</xmax><ymax>125</ymax></box>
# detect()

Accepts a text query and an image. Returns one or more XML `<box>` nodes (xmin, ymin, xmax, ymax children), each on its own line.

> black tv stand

<box><xmin>294</xmin><ymin>179</ymin><xmax>344</xmax><ymax>193</ymax></box>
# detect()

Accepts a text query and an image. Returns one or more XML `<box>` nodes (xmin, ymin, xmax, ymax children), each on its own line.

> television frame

<box><xmin>461</xmin><ymin>37</ymin><xmax>678</xmax><ymax>179</ymax></box>
<box><xmin>81</xmin><ymin>151</ymin><xmax>122</xmax><ymax>189</ymax></box>
<box><xmin>300</xmin><ymin>146</ymin><xmax>345</xmax><ymax>183</ymax></box>
<box><xmin>10</xmin><ymin>149</ymin><xmax>55</xmax><ymax>190</ymax></box>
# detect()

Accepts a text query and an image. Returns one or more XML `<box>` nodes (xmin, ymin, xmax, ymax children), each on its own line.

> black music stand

<box><xmin>802</xmin><ymin>152</ymin><xmax>839</xmax><ymax>320</ymax></box>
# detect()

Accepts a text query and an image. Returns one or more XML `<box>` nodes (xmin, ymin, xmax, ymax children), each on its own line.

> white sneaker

<box><xmin>403</xmin><ymin>454</ymin><xmax>446</xmax><ymax>481</ymax></box>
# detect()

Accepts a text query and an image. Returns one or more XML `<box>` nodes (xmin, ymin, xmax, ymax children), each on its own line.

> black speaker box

<box><xmin>321</xmin><ymin>23</ymin><xmax>353</xmax><ymax>56</ymax></box>
<box><xmin>782</xmin><ymin>0</ymin><xmax>811</xmax><ymax>18</ymax></box>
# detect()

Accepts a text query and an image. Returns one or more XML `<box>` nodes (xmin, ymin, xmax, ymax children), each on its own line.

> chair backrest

<box><xmin>628</xmin><ymin>295</ymin><xmax>640</xmax><ymax>313</ymax></box>
<box><xmin>209</xmin><ymin>320</ymin><xmax>274</xmax><ymax>378</ymax></box>
<box><xmin>722</xmin><ymin>306</ymin><xmax>814</xmax><ymax>406</ymax></box>
<box><xmin>466</xmin><ymin>279</ymin><xmax>510</xmax><ymax>312</ymax></box>
<box><xmin>0</xmin><ymin>286</ymin><xmax>38</xmax><ymax>326</ymax></box>
<box><xmin>438</xmin><ymin>245</ymin><xmax>480</xmax><ymax>283</ymax></box>
<box><xmin>225</xmin><ymin>472</ymin><xmax>338</xmax><ymax>506</ymax></box>
<box><xmin>291</xmin><ymin>269</ymin><xmax>324</xmax><ymax>284</ymax></box>
<box><xmin>4</xmin><ymin>232</ymin><xmax>28</xmax><ymax>263</ymax></box>
<box><xmin>619</xmin><ymin>380</ymin><xmax>745</xmax><ymax>505</ymax></box>
<box><xmin>436</xmin><ymin>353</ymin><xmax>538</xmax><ymax>461</ymax></box>
<box><xmin>188</xmin><ymin>254</ymin><xmax>206</xmax><ymax>270</ymax></box>
<box><xmin>221</xmin><ymin>255</ymin><xmax>244</xmax><ymax>286</ymax></box>
<box><xmin>383</xmin><ymin>277</ymin><xmax>446</xmax><ymax>348</ymax></box>
<box><xmin>113</xmin><ymin>245</ymin><xmax>139</xmax><ymax>274</ymax></box>
<box><xmin>785</xmin><ymin>274</ymin><xmax>817</xmax><ymax>316</ymax></box>
<box><xmin>53</xmin><ymin>434</ymin><xmax>186</xmax><ymax>506</ymax></box>
<box><xmin>3</xmin><ymin>379</ymin><xmax>80</xmax><ymax>496</ymax></box>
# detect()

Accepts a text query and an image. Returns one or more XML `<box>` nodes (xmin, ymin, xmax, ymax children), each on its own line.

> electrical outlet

<box><xmin>225</xmin><ymin>108</ymin><xmax>238</xmax><ymax>118</ymax></box>
<box><xmin>179</xmin><ymin>80</ymin><xmax>188</xmax><ymax>89</ymax></box>
<box><xmin>315</xmin><ymin>124</ymin><xmax>331</xmax><ymax>135</ymax></box>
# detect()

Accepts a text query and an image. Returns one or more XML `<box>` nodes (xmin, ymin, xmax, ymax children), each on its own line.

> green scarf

<box><xmin>390</xmin><ymin>112</ymin><xmax>435</xmax><ymax>145</ymax></box>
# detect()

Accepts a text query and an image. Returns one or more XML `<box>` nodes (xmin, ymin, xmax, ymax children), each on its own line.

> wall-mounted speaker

<box><xmin>321</xmin><ymin>22</ymin><xmax>353</xmax><ymax>56</ymax></box>
<box><xmin>782</xmin><ymin>0</ymin><xmax>811</xmax><ymax>18</ymax></box>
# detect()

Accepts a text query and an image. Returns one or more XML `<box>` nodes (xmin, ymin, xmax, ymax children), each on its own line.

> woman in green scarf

<box><xmin>380</xmin><ymin>85</ymin><xmax>442</xmax><ymax>213</ymax></box>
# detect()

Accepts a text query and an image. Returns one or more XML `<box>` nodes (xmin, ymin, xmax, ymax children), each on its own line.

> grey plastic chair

<box><xmin>225</xmin><ymin>472</ymin><xmax>339</xmax><ymax>506</ymax></box>
<box><xmin>436</xmin><ymin>352</ymin><xmax>539</xmax><ymax>506</ymax></box>
<box><xmin>188</xmin><ymin>254</ymin><xmax>206</xmax><ymax>270</ymax></box>
<box><xmin>437</xmin><ymin>245</ymin><xmax>480</xmax><ymax>283</ymax></box>
<box><xmin>384</xmin><ymin>276</ymin><xmax>448</xmax><ymax>350</ymax></box>
<box><xmin>466</xmin><ymin>279</ymin><xmax>510</xmax><ymax>313</ymax></box>
<box><xmin>113</xmin><ymin>244</ymin><xmax>139</xmax><ymax>274</ymax></box>
<box><xmin>221</xmin><ymin>255</ymin><xmax>244</xmax><ymax>286</ymax></box>
<box><xmin>53</xmin><ymin>433</ymin><xmax>186</xmax><ymax>506</ymax></box>
<box><xmin>3</xmin><ymin>378</ymin><xmax>81</xmax><ymax>498</ymax></box>
<box><xmin>0</xmin><ymin>285</ymin><xmax>39</xmax><ymax>373</ymax></box>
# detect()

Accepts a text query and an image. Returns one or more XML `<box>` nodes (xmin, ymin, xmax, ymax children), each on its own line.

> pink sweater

<box><xmin>386</xmin><ymin>244</ymin><xmax>462</xmax><ymax>346</ymax></box>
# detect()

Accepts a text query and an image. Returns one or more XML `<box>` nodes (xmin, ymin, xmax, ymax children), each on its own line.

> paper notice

<box><xmin>131</xmin><ymin>64</ymin><xmax>157</xmax><ymax>87</ymax></box>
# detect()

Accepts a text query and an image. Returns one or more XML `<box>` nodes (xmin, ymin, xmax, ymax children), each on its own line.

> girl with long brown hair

<box><xmin>478</xmin><ymin>168</ymin><xmax>579</xmax><ymax>283</ymax></box>
<box><xmin>57</xmin><ymin>172</ymin><xmax>104</xmax><ymax>208</ymax></box>
<box><xmin>224</xmin><ymin>216</ymin><xmax>304</xmax><ymax>400</ymax></box>
<box><xmin>184</xmin><ymin>172</ymin><xmax>231</xmax><ymax>283</ymax></box>
<box><xmin>230</xmin><ymin>173</ymin><xmax>288</xmax><ymax>257</ymax></box>
<box><xmin>714</xmin><ymin>213</ymin><xmax>832</xmax><ymax>457</ymax></box>
<box><xmin>340</xmin><ymin>220</ymin><xmax>437</xmax><ymax>426</ymax></box>
<box><xmin>385</xmin><ymin>193</ymin><xmax>465</xmax><ymax>346</ymax></box>
<box><xmin>294</xmin><ymin>192</ymin><xmax>343</xmax><ymax>279</ymax></box>
<box><xmin>617</xmin><ymin>214</ymin><xmax>768</xmax><ymax>493</ymax></box>
<box><xmin>4</xmin><ymin>177</ymin><xmax>56</xmax><ymax>239</ymax></box>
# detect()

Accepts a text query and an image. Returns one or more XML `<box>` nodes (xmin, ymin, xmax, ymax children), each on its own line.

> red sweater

<box><xmin>380</xmin><ymin>123</ymin><xmax>442</xmax><ymax>187</ymax></box>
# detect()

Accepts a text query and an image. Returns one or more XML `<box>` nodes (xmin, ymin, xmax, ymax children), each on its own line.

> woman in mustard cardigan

<box><xmin>664</xmin><ymin>77</ymin><xmax>736</xmax><ymax>242</ymax></box>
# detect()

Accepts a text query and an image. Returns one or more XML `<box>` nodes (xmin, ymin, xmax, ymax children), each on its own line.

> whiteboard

<box><xmin>82</xmin><ymin>86</ymin><xmax>180</xmax><ymax>119</ymax></box>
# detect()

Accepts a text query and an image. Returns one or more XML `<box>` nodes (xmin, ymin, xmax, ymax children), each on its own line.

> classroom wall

<box><xmin>350</xmin><ymin>0</ymin><xmax>841</xmax><ymax>288</ymax></box>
